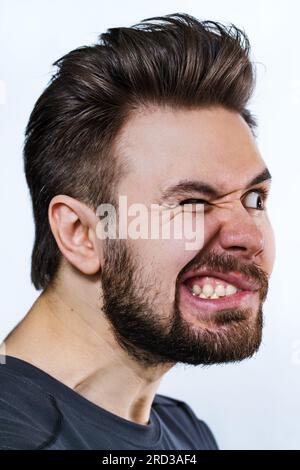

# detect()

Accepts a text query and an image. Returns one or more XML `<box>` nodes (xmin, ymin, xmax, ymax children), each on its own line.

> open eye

<box><xmin>243</xmin><ymin>189</ymin><xmax>267</xmax><ymax>211</ymax></box>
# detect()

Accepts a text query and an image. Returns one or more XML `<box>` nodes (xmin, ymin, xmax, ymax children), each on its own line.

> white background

<box><xmin>1</xmin><ymin>0</ymin><xmax>300</xmax><ymax>450</ymax></box>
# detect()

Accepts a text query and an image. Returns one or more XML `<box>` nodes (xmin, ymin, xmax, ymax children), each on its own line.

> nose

<box><xmin>218</xmin><ymin>208</ymin><xmax>264</xmax><ymax>260</ymax></box>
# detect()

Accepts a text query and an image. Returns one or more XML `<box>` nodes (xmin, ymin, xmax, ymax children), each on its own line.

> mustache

<box><xmin>178</xmin><ymin>249</ymin><xmax>269</xmax><ymax>303</ymax></box>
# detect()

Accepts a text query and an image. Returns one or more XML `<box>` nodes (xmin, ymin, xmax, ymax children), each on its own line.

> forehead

<box><xmin>117</xmin><ymin>106</ymin><xmax>265</xmax><ymax>199</ymax></box>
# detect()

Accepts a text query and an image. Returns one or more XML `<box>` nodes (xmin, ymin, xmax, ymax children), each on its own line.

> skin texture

<box><xmin>5</xmin><ymin>106</ymin><xmax>275</xmax><ymax>426</ymax></box>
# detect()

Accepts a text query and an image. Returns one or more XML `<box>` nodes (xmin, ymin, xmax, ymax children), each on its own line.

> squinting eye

<box><xmin>179</xmin><ymin>198</ymin><xmax>207</xmax><ymax>211</ymax></box>
<box><xmin>179</xmin><ymin>198</ymin><xmax>207</xmax><ymax>205</ymax></box>
<box><xmin>243</xmin><ymin>190</ymin><xmax>265</xmax><ymax>211</ymax></box>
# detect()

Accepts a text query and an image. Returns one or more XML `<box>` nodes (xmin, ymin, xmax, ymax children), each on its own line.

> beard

<box><xmin>100</xmin><ymin>239</ymin><xmax>269</xmax><ymax>369</ymax></box>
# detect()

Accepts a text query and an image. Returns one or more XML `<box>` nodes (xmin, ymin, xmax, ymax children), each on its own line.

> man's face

<box><xmin>99</xmin><ymin>106</ymin><xmax>275</xmax><ymax>368</ymax></box>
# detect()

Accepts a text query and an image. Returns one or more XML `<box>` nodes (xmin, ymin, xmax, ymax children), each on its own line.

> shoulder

<box><xmin>153</xmin><ymin>393</ymin><xmax>218</xmax><ymax>450</ymax></box>
<box><xmin>0</xmin><ymin>364</ymin><xmax>61</xmax><ymax>449</ymax></box>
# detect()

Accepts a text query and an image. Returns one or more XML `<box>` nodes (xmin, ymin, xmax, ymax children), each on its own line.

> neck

<box><xmin>5</xmin><ymin>270</ymin><xmax>174</xmax><ymax>425</ymax></box>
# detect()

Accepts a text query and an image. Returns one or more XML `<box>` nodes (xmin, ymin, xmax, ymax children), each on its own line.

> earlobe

<box><xmin>48</xmin><ymin>195</ymin><xmax>101</xmax><ymax>276</ymax></box>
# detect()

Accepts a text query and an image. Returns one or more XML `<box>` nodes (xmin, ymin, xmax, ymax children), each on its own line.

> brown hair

<box><xmin>24</xmin><ymin>12</ymin><xmax>256</xmax><ymax>290</ymax></box>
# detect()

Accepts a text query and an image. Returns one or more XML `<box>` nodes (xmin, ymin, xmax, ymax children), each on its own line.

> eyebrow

<box><xmin>159</xmin><ymin>167</ymin><xmax>272</xmax><ymax>201</ymax></box>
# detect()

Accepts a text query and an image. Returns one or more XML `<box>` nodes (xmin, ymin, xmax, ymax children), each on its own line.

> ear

<box><xmin>48</xmin><ymin>195</ymin><xmax>103</xmax><ymax>276</ymax></box>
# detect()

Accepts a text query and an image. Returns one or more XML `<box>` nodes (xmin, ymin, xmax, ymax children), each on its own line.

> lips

<box><xmin>179</xmin><ymin>282</ymin><xmax>259</xmax><ymax>321</ymax></box>
<box><xmin>180</xmin><ymin>269</ymin><xmax>260</xmax><ymax>292</ymax></box>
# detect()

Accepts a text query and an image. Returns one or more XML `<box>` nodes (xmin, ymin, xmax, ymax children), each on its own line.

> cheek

<box><xmin>124</xmin><ymin>210</ymin><xmax>205</xmax><ymax>304</ymax></box>
<box><xmin>133</xmin><ymin>237</ymin><xmax>200</xmax><ymax>277</ymax></box>
<box><xmin>129</xmin><ymin>236</ymin><xmax>202</xmax><ymax>303</ymax></box>
<box><xmin>129</xmin><ymin>209</ymin><xmax>204</xmax><ymax>276</ymax></box>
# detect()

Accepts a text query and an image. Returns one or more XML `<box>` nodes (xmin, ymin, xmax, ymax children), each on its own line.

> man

<box><xmin>0</xmin><ymin>12</ymin><xmax>275</xmax><ymax>450</ymax></box>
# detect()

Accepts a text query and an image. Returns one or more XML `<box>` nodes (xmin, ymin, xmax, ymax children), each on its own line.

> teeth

<box><xmin>210</xmin><ymin>293</ymin><xmax>219</xmax><ymax>299</ymax></box>
<box><xmin>192</xmin><ymin>285</ymin><xmax>202</xmax><ymax>295</ymax></box>
<box><xmin>191</xmin><ymin>282</ymin><xmax>239</xmax><ymax>299</ymax></box>
<box><xmin>199</xmin><ymin>293</ymin><xmax>208</xmax><ymax>298</ymax></box>
<box><xmin>225</xmin><ymin>284</ymin><xmax>237</xmax><ymax>295</ymax></box>
<box><xmin>214</xmin><ymin>284</ymin><xmax>225</xmax><ymax>297</ymax></box>
<box><xmin>202</xmin><ymin>284</ymin><xmax>214</xmax><ymax>297</ymax></box>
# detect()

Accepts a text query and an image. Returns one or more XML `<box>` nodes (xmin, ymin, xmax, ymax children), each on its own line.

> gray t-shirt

<box><xmin>0</xmin><ymin>355</ymin><xmax>218</xmax><ymax>450</ymax></box>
